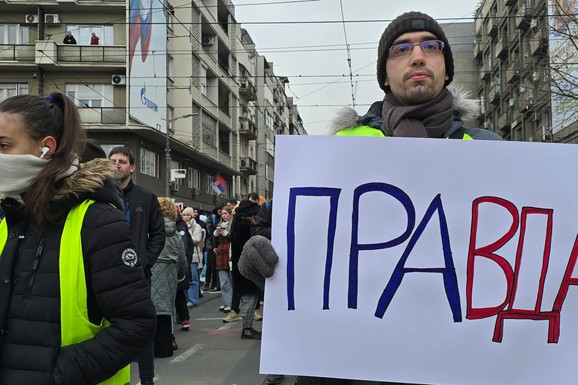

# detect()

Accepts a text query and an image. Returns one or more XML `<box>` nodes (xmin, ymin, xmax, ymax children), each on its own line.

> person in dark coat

<box><xmin>62</xmin><ymin>31</ymin><xmax>77</xmax><ymax>44</ymax></box>
<box><xmin>230</xmin><ymin>199</ymin><xmax>262</xmax><ymax>339</ymax></box>
<box><xmin>175</xmin><ymin>212</ymin><xmax>193</xmax><ymax>330</ymax></box>
<box><xmin>109</xmin><ymin>146</ymin><xmax>165</xmax><ymax>385</ymax></box>
<box><xmin>0</xmin><ymin>92</ymin><xmax>156</xmax><ymax>385</ymax></box>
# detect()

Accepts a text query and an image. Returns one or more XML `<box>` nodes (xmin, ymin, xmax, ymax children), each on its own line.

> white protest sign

<box><xmin>261</xmin><ymin>135</ymin><xmax>578</xmax><ymax>385</ymax></box>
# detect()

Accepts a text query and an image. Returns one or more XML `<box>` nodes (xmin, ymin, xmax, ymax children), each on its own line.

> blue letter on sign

<box><xmin>287</xmin><ymin>187</ymin><xmax>341</xmax><ymax>311</ymax></box>
<box><xmin>375</xmin><ymin>194</ymin><xmax>462</xmax><ymax>322</ymax></box>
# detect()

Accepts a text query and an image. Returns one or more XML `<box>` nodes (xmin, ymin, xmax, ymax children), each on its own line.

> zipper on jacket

<box><xmin>25</xmin><ymin>239</ymin><xmax>45</xmax><ymax>298</ymax></box>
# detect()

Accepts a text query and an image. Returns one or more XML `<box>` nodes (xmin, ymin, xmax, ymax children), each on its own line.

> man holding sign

<box><xmin>263</xmin><ymin>11</ymin><xmax>502</xmax><ymax>385</ymax></box>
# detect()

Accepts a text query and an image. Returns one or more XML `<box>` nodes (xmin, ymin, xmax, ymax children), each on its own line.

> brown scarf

<box><xmin>381</xmin><ymin>88</ymin><xmax>454</xmax><ymax>138</ymax></box>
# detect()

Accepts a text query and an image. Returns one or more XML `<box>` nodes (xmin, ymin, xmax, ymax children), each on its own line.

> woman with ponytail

<box><xmin>0</xmin><ymin>92</ymin><xmax>156</xmax><ymax>385</ymax></box>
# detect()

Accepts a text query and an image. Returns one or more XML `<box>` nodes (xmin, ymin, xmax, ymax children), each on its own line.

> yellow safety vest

<box><xmin>336</xmin><ymin>125</ymin><xmax>474</xmax><ymax>140</ymax></box>
<box><xmin>0</xmin><ymin>201</ymin><xmax>129</xmax><ymax>385</ymax></box>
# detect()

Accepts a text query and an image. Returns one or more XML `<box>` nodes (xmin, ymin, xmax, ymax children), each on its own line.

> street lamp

<box><xmin>163</xmin><ymin>113</ymin><xmax>195</xmax><ymax>197</ymax></box>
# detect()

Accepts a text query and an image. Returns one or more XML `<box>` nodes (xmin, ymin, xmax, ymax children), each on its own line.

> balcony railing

<box><xmin>58</xmin><ymin>45</ymin><xmax>126</xmax><ymax>63</ymax></box>
<box><xmin>239</xmin><ymin>119</ymin><xmax>257</xmax><ymax>139</ymax></box>
<box><xmin>79</xmin><ymin>107</ymin><xmax>126</xmax><ymax>124</ymax></box>
<box><xmin>240</xmin><ymin>156</ymin><xmax>257</xmax><ymax>175</ymax></box>
<box><xmin>0</xmin><ymin>44</ymin><xmax>35</xmax><ymax>62</ymax></box>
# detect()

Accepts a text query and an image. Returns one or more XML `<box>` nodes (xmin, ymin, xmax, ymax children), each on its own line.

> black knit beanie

<box><xmin>377</xmin><ymin>11</ymin><xmax>454</xmax><ymax>92</ymax></box>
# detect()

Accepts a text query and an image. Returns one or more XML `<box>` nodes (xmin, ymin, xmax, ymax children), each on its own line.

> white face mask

<box><xmin>0</xmin><ymin>153</ymin><xmax>49</xmax><ymax>201</ymax></box>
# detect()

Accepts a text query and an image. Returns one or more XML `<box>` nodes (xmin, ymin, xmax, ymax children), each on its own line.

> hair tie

<box><xmin>44</xmin><ymin>95</ymin><xmax>56</xmax><ymax>103</ymax></box>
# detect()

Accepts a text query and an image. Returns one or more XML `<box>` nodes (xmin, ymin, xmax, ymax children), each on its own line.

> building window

<box><xmin>218</xmin><ymin>126</ymin><xmax>230</xmax><ymax>155</ymax></box>
<box><xmin>0</xmin><ymin>24</ymin><xmax>29</xmax><ymax>44</ymax></box>
<box><xmin>140</xmin><ymin>148</ymin><xmax>159</xmax><ymax>177</ymax></box>
<box><xmin>266</xmin><ymin>137</ymin><xmax>274</xmax><ymax>156</ymax></box>
<box><xmin>188</xmin><ymin>167</ymin><xmax>201</xmax><ymax>189</ymax></box>
<box><xmin>65</xmin><ymin>25</ymin><xmax>114</xmax><ymax>45</ymax></box>
<box><xmin>202</xmin><ymin>113</ymin><xmax>216</xmax><ymax>147</ymax></box>
<box><xmin>266</xmin><ymin>112</ymin><xmax>274</xmax><ymax>132</ymax></box>
<box><xmin>66</xmin><ymin>84</ymin><xmax>113</xmax><ymax>108</ymax></box>
<box><xmin>0</xmin><ymin>84</ymin><xmax>28</xmax><ymax>102</ymax></box>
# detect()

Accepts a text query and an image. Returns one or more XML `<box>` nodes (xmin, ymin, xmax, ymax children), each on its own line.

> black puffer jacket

<box><xmin>121</xmin><ymin>180</ymin><xmax>165</xmax><ymax>278</ymax></box>
<box><xmin>0</xmin><ymin>159</ymin><xmax>157</xmax><ymax>385</ymax></box>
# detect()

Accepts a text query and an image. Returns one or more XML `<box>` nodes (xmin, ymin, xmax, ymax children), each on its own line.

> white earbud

<box><xmin>40</xmin><ymin>146</ymin><xmax>50</xmax><ymax>159</ymax></box>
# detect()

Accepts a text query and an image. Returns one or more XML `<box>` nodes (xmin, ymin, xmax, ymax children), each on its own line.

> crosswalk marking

<box><xmin>170</xmin><ymin>343</ymin><xmax>205</xmax><ymax>363</ymax></box>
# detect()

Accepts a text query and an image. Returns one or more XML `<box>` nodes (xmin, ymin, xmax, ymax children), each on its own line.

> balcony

<box><xmin>238</xmin><ymin>118</ymin><xmax>257</xmax><ymax>139</ymax></box>
<box><xmin>519</xmin><ymin>90</ymin><xmax>534</xmax><ymax>112</ymax></box>
<box><xmin>0</xmin><ymin>44</ymin><xmax>35</xmax><ymax>62</ymax></box>
<box><xmin>506</xmin><ymin>62</ymin><xmax>520</xmax><ymax>84</ymax></box>
<box><xmin>499</xmin><ymin>112</ymin><xmax>511</xmax><ymax>131</ymax></box>
<box><xmin>480</xmin><ymin>67</ymin><xmax>491</xmax><ymax>81</ymax></box>
<box><xmin>240</xmin><ymin>156</ymin><xmax>257</xmax><ymax>175</ymax></box>
<box><xmin>79</xmin><ymin>107</ymin><xmax>126</xmax><ymax>124</ymax></box>
<box><xmin>488</xmin><ymin>18</ymin><xmax>498</xmax><ymax>37</ymax></box>
<box><xmin>34</xmin><ymin>41</ymin><xmax>126</xmax><ymax>68</ymax></box>
<box><xmin>516</xmin><ymin>7</ymin><xmax>531</xmax><ymax>29</ymax></box>
<box><xmin>474</xmin><ymin>41</ymin><xmax>483</xmax><ymax>61</ymax></box>
<box><xmin>505</xmin><ymin>0</ymin><xmax>516</xmax><ymax>6</ymax></box>
<box><xmin>239</xmin><ymin>77</ymin><xmax>257</xmax><ymax>101</ymax></box>
<box><xmin>495</xmin><ymin>37</ymin><xmax>508</xmax><ymax>59</ymax></box>
<box><xmin>490</xmin><ymin>85</ymin><xmax>501</xmax><ymax>104</ymax></box>
<box><xmin>530</xmin><ymin>29</ymin><xmax>548</xmax><ymax>56</ymax></box>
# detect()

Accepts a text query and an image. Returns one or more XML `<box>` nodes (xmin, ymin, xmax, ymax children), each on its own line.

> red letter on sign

<box><xmin>466</xmin><ymin>196</ymin><xmax>518</xmax><ymax>320</ymax></box>
<box><xmin>492</xmin><ymin>207</ymin><xmax>559</xmax><ymax>343</ymax></box>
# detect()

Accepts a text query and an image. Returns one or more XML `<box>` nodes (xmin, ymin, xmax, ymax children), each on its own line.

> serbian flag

<box><xmin>211</xmin><ymin>175</ymin><xmax>227</xmax><ymax>195</ymax></box>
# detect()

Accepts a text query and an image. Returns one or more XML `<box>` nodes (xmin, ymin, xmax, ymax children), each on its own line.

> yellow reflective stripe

<box><xmin>0</xmin><ymin>218</ymin><xmax>6</xmax><ymax>256</ymax></box>
<box><xmin>336</xmin><ymin>126</ymin><xmax>474</xmax><ymax>139</ymax></box>
<box><xmin>59</xmin><ymin>200</ymin><xmax>129</xmax><ymax>385</ymax></box>
<box><xmin>336</xmin><ymin>125</ymin><xmax>385</xmax><ymax>137</ymax></box>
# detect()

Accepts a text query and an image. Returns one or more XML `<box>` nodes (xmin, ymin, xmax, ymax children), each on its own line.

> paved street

<box><xmin>129</xmin><ymin>291</ymin><xmax>296</xmax><ymax>385</ymax></box>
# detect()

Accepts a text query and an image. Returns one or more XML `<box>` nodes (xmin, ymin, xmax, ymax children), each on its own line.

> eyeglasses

<box><xmin>388</xmin><ymin>40</ymin><xmax>445</xmax><ymax>58</ymax></box>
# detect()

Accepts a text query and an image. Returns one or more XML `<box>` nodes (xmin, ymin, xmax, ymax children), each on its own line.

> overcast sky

<box><xmin>233</xmin><ymin>0</ymin><xmax>482</xmax><ymax>134</ymax></box>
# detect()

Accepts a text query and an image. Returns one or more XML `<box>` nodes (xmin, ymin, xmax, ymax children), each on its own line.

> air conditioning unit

<box><xmin>191</xmin><ymin>187</ymin><xmax>200</xmax><ymax>196</ymax></box>
<box><xmin>44</xmin><ymin>14</ymin><xmax>60</xmax><ymax>24</ymax></box>
<box><xmin>111</xmin><ymin>74</ymin><xmax>126</xmax><ymax>86</ymax></box>
<box><xmin>509</xmin><ymin>98</ymin><xmax>515</xmax><ymax>107</ymax></box>
<box><xmin>25</xmin><ymin>14</ymin><xmax>39</xmax><ymax>24</ymax></box>
<box><xmin>202</xmin><ymin>37</ymin><xmax>215</xmax><ymax>46</ymax></box>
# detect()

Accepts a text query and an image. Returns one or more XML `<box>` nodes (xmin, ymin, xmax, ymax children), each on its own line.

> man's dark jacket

<box><xmin>122</xmin><ymin>180</ymin><xmax>165</xmax><ymax>278</ymax></box>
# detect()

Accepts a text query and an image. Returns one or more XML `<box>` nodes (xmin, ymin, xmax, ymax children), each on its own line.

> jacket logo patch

<box><xmin>121</xmin><ymin>248</ymin><xmax>138</xmax><ymax>267</ymax></box>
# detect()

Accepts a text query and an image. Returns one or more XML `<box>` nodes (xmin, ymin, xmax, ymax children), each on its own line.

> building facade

<box><xmin>474</xmin><ymin>0</ymin><xmax>557</xmax><ymax>143</ymax></box>
<box><xmin>0</xmin><ymin>0</ymin><xmax>306</xmax><ymax>210</ymax></box>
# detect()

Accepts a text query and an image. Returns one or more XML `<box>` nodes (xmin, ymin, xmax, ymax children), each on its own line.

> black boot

<box><xmin>172</xmin><ymin>334</ymin><xmax>179</xmax><ymax>350</ymax></box>
<box><xmin>241</xmin><ymin>327</ymin><xmax>262</xmax><ymax>340</ymax></box>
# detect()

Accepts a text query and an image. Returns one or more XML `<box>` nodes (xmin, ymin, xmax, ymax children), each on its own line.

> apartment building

<box><xmin>473</xmin><ymin>0</ymin><xmax>578</xmax><ymax>143</ymax></box>
<box><xmin>0</xmin><ymin>0</ymin><xmax>306</xmax><ymax>209</ymax></box>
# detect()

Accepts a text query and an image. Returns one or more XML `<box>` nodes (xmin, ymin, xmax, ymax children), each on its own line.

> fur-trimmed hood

<box><xmin>52</xmin><ymin>158</ymin><xmax>123</xmax><ymax>212</ymax></box>
<box><xmin>329</xmin><ymin>87</ymin><xmax>479</xmax><ymax>135</ymax></box>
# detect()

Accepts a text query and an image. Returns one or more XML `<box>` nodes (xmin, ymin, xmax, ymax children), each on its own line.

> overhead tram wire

<box><xmin>339</xmin><ymin>0</ymin><xmax>356</xmax><ymax>108</ymax></box>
